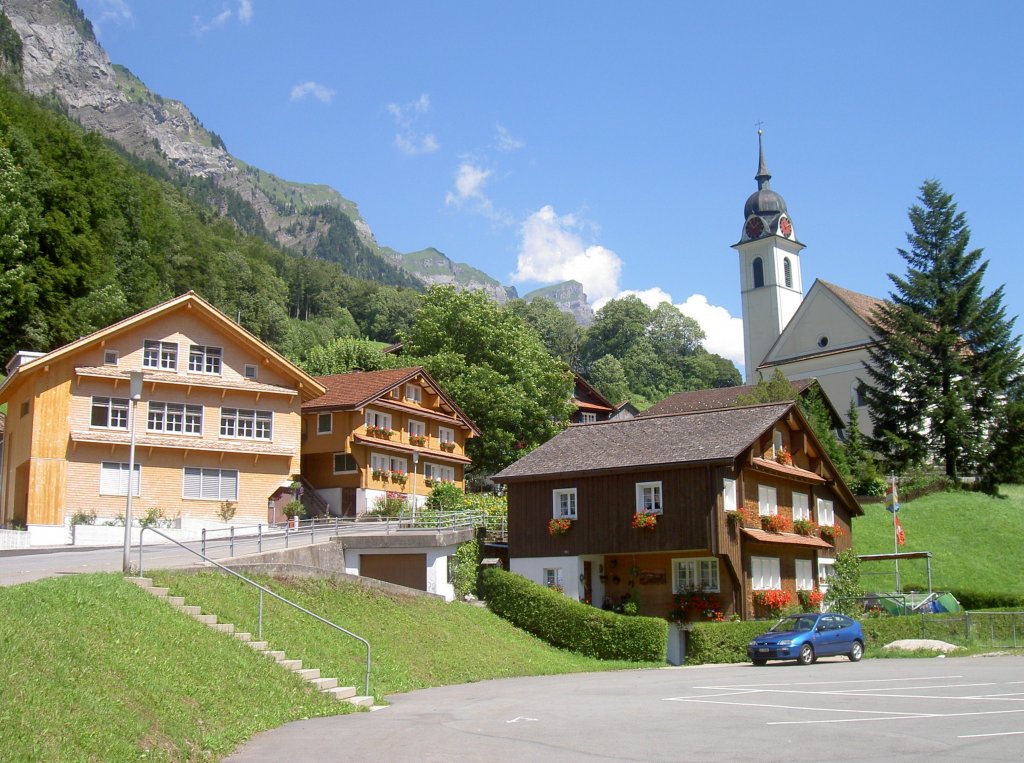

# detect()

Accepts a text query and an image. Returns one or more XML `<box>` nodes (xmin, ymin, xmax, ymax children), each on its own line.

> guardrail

<box><xmin>138</xmin><ymin>525</ymin><xmax>372</xmax><ymax>697</ymax></box>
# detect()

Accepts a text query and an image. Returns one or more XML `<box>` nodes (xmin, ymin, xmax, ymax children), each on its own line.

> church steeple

<box><xmin>732</xmin><ymin>130</ymin><xmax>806</xmax><ymax>382</ymax></box>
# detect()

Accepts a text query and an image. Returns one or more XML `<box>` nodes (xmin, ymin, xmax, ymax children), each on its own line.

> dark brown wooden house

<box><xmin>492</xmin><ymin>402</ymin><xmax>862</xmax><ymax>621</ymax></box>
<box><xmin>570</xmin><ymin>374</ymin><xmax>617</xmax><ymax>424</ymax></box>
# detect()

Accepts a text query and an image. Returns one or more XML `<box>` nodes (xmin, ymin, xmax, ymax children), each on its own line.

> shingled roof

<box><xmin>818</xmin><ymin>280</ymin><xmax>886</xmax><ymax>326</ymax></box>
<box><xmin>493</xmin><ymin>403</ymin><xmax>792</xmax><ymax>482</ymax></box>
<box><xmin>640</xmin><ymin>379</ymin><xmax>816</xmax><ymax>417</ymax></box>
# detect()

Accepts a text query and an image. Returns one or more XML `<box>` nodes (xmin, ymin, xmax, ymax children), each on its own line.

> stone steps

<box><xmin>126</xmin><ymin>576</ymin><xmax>378</xmax><ymax>710</ymax></box>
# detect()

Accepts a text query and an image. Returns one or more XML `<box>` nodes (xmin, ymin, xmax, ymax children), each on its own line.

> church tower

<box><xmin>732</xmin><ymin>131</ymin><xmax>805</xmax><ymax>382</ymax></box>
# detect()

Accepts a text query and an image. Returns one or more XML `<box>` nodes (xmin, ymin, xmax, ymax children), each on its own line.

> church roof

<box><xmin>639</xmin><ymin>380</ymin><xmax>816</xmax><ymax>417</ymax></box>
<box><xmin>817</xmin><ymin>280</ymin><xmax>886</xmax><ymax>326</ymax></box>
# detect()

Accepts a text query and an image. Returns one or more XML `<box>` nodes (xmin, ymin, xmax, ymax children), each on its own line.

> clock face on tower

<box><xmin>745</xmin><ymin>217</ymin><xmax>764</xmax><ymax>239</ymax></box>
<box><xmin>779</xmin><ymin>216</ymin><xmax>793</xmax><ymax>237</ymax></box>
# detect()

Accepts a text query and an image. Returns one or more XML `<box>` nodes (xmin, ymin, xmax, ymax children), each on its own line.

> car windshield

<box><xmin>768</xmin><ymin>616</ymin><xmax>817</xmax><ymax>633</ymax></box>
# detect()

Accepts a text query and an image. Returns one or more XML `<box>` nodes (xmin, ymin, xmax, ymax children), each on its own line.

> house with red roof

<box><xmin>300</xmin><ymin>367</ymin><xmax>479</xmax><ymax>518</ymax></box>
<box><xmin>493</xmin><ymin>401</ymin><xmax>861</xmax><ymax>623</ymax></box>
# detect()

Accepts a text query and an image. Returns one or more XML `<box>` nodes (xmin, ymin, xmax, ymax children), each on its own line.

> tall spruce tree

<box><xmin>865</xmin><ymin>180</ymin><xmax>1022</xmax><ymax>484</ymax></box>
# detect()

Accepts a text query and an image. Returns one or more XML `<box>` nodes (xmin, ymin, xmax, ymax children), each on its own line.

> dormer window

<box><xmin>405</xmin><ymin>384</ymin><xmax>422</xmax><ymax>403</ymax></box>
<box><xmin>104</xmin><ymin>350</ymin><xmax>119</xmax><ymax>366</ymax></box>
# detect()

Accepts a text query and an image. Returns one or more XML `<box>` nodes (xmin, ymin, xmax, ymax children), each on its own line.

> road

<box><xmin>227</xmin><ymin>655</ymin><xmax>1024</xmax><ymax>762</ymax></box>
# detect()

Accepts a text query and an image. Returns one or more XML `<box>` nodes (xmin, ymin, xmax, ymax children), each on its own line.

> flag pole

<box><xmin>891</xmin><ymin>473</ymin><xmax>901</xmax><ymax>594</ymax></box>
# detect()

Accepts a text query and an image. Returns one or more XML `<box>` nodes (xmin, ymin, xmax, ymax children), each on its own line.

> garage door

<box><xmin>359</xmin><ymin>554</ymin><xmax>427</xmax><ymax>591</ymax></box>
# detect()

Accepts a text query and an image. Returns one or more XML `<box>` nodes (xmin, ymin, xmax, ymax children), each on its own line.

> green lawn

<box><xmin>852</xmin><ymin>484</ymin><xmax>1024</xmax><ymax>597</ymax></box>
<box><xmin>1</xmin><ymin>572</ymin><xmax>648</xmax><ymax>761</ymax></box>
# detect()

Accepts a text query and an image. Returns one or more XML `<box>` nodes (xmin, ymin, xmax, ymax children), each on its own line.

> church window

<box><xmin>817</xmin><ymin>336</ymin><xmax>829</xmax><ymax>348</ymax></box>
<box><xmin>752</xmin><ymin>258</ymin><xmax>764</xmax><ymax>288</ymax></box>
<box><xmin>784</xmin><ymin>258</ymin><xmax>793</xmax><ymax>288</ymax></box>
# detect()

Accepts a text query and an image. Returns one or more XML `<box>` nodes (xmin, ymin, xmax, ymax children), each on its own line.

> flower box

<box><xmin>792</xmin><ymin>518</ymin><xmax>818</xmax><ymax>536</ymax></box>
<box><xmin>752</xmin><ymin>588</ymin><xmax>792</xmax><ymax>615</ymax></box>
<box><xmin>371</xmin><ymin>468</ymin><xmax>389</xmax><ymax>482</ymax></box>
<box><xmin>760</xmin><ymin>514</ymin><xmax>788</xmax><ymax>533</ymax></box>
<box><xmin>798</xmin><ymin>589</ymin><xmax>825</xmax><ymax>609</ymax></box>
<box><xmin>631</xmin><ymin>511</ymin><xmax>657</xmax><ymax>530</ymax></box>
<box><xmin>819</xmin><ymin>523</ymin><xmax>842</xmax><ymax>543</ymax></box>
<box><xmin>548</xmin><ymin>518</ymin><xmax>572</xmax><ymax>536</ymax></box>
<box><xmin>775</xmin><ymin>447</ymin><xmax>793</xmax><ymax>466</ymax></box>
<box><xmin>389</xmin><ymin>470</ymin><xmax>407</xmax><ymax>486</ymax></box>
<box><xmin>409</xmin><ymin>434</ymin><xmax>428</xmax><ymax>447</ymax></box>
<box><xmin>439</xmin><ymin>441</ymin><xmax>456</xmax><ymax>453</ymax></box>
<box><xmin>366</xmin><ymin>425</ymin><xmax>394</xmax><ymax>439</ymax></box>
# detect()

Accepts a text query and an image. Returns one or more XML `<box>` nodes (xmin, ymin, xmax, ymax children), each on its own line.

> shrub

<box><xmin>686</xmin><ymin>621</ymin><xmax>768</xmax><ymax>665</ymax></box>
<box><xmin>824</xmin><ymin>550</ymin><xmax>863</xmax><ymax>617</ymax></box>
<box><xmin>368</xmin><ymin>495</ymin><xmax>406</xmax><ymax>517</ymax></box>
<box><xmin>481</xmin><ymin>568</ymin><xmax>666</xmax><ymax>662</ymax></box>
<box><xmin>217</xmin><ymin>501</ymin><xmax>237</xmax><ymax>522</ymax></box>
<box><xmin>282</xmin><ymin>500</ymin><xmax>305</xmax><ymax>519</ymax></box>
<box><xmin>425</xmin><ymin>481</ymin><xmax>465</xmax><ymax>513</ymax></box>
<box><xmin>451</xmin><ymin>538</ymin><xmax>482</xmax><ymax>598</ymax></box>
<box><xmin>70</xmin><ymin>510</ymin><xmax>97</xmax><ymax>526</ymax></box>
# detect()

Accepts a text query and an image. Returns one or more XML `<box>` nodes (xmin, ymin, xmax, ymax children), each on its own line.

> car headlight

<box><xmin>747</xmin><ymin>641</ymin><xmax>757</xmax><ymax>648</ymax></box>
<box><xmin>775</xmin><ymin>640</ymin><xmax>792</xmax><ymax>647</ymax></box>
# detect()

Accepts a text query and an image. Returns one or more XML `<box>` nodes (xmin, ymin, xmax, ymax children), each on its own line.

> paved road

<box><xmin>0</xmin><ymin>528</ymin><xmax>342</xmax><ymax>586</ymax></box>
<box><xmin>227</xmin><ymin>655</ymin><xmax>1024</xmax><ymax>762</ymax></box>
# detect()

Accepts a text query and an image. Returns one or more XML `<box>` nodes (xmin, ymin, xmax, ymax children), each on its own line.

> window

<box><xmin>183</xmin><ymin>467</ymin><xmax>238</xmax><ymax>501</ymax></box>
<box><xmin>244</xmin><ymin>364</ymin><xmax>258</xmax><ymax>380</ymax></box>
<box><xmin>317</xmin><ymin>412</ymin><xmax>333</xmax><ymax>435</ymax></box>
<box><xmin>783</xmin><ymin>257</ymin><xmax>793</xmax><ymax>288</ymax></box>
<box><xmin>816</xmin><ymin>498</ymin><xmax>835</xmax><ymax>526</ymax></box>
<box><xmin>817</xmin><ymin>335</ymin><xmax>829</xmax><ymax>348</ymax></box>
<box><xmin>405</xmin><ymin>383</ymin><xmax>422</xmax><ymax>403</ymax></box>
<box><xmin>818</xmin><ymin>558</ymin><xmax>836</xmax><ymax>587</ymax></box>
<box><xmin>100</xmin><ymin>462</ymin><xmax>141</xmax><ymax>496</ymax></box>
<box><xmin>772</xmin><ymin>430</ymin><xmax>783</xmax><ymax>456</ymax></box>
<box><xmin>91</xmin><ymin>396</ymin><xmax>129</xmax><ymax>429</ymax></box>
<box><xmin>437</xmin><ymin>425</ymin><xmax>454</xmax><ymax>444</ymax></box>
<box><xmin>580</xmin><ymin>412</ymin><xmax>597</xmax><ymax>424</ymax></box>
<box><xmin>424</xmin><ymin>463</ymin><xmax>455</xmax><ymax>482</ymax></box>
<box><xmin>408</xmin><ymin>420</ymin><xmax>426</xmax><ymax>438</ymax></box>
<box><xmin>672</xmin><ymin>557</ymin><xmax>720</xmax><ymax>593</ymax></box>
<box><xmin>220</xmin><ymin>408</ymin><xmax>273</xmax><ymax>440</ymax></box>
<box><xmin>792</xmin><ymin>491</ymin><xmax>809</xmax><ymax>521</ymax></box>
<box><xmin>188</xmin><ymin>345</ymin><xmax>222</xmax><ymax>374</ymax></box>
<box><xmin>552</xmin><ymin>488</ymin><xmax>577</xmax><ymax>520</ymax></box>
<box><xmin>104</xmin><ymin>350</ymin><xmax>119</xmax><ymax>366</ymax></box>
<box><xmin>636</xmin><ymin>481</ymin><xmax>663</xmax><ymax>514</ymax></box>
<box><xmin>371</xmin><ymin>452</ymin><xmax>407</xmax><ymax>473</ymax></box>
<box><xmin>333</xmin><ymin>452</ymin><xmax>358</xmax><ymax>474</ymax></box>
<box><xmin>389</xmin><ymin>387</ymin><xmax>401</xmax><ymax>400</ymax></box>
<box><xmin>795</xmin><ymin>559</ymin><xmax>814</xmax><ymax>591</ymax></box>
<box><xmin>752</xmin><ymin>257</ymin><xmax>764</xmax><ymax>288</ymax></box>
<box><xmin>543</xmin><ymin>568</ymin><xmax>564</xmax><ymax>589</ymax></box>
<box><xmin>364</xmin><ymin>409</ymin><xmax>392</xmax><ymax>430</ymax></box>
<box><xmin>723</xmin><ymin>478</ymin><xmax>737</xmax><ymax>512</ymax></box>
<box><xmin>751</xmin><ymin>556</ymin><xmax>781</xmax><ymax>590</ymax></box>
<box><xmin>147</xmin><ymin>402</ymin><xmax>203</xmax><ymax>434</ymax></box>
<box><xmin>758</xmin><ymin>484</ymin><xmax>777</xmax><ymax>516</ymax></box>
<box><xmin>143</xmin><ymin>340</ymin><xmax>177</xmax><ymax>370</ymax></box>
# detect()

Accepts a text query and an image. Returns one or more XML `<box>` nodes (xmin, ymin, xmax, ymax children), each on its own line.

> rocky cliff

<box><xmin>400</xmin><ymin>248</ymin><xmax>517</xmax><ymax>304</ymax></box>
<box><xmin>523</xmin><ymin>281</ymin><xmax>594</xmax><ymax>326</ymax></box>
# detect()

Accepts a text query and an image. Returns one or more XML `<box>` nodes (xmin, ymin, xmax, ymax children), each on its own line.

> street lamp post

<box><xmin>411</xmin><ymin>452</ymin><xmax>419</xmax><ymax>518</ymax></box>
<box><xmin>122</xmin><ymin>370</ymin><xmax>143</xmax><ymax>573</ymax></box>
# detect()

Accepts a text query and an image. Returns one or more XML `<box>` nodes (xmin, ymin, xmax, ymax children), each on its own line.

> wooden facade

<box><xmin>0</xmin><ymin>293</ymin><xmax>324</xmax><ymax>540</ymax></box>
<box><xmin>300</xmin><ymin>368</ymin><xmax>479</xmax><ymax>516</ymax></box>
<box><xmin>496</xmin><ymin>401</ymin><xmax>861</xmax><ymax>621</ymax></box>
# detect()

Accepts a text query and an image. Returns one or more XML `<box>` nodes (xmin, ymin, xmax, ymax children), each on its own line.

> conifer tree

<box><xmin>865</xmin><ymin>180</ymin><xmax>1022</xmax><ymax>484</ymax></box>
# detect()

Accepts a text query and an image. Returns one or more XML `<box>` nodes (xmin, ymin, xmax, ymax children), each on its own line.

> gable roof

<box><xmin>303</xmin><ymin>367</ymin><xmax>481</xmax><ymax>434</ymax></box>
<box><xmin>0</xmin><ymin>292</ymin><xmax>326</xmax><ymax>402</ymax></box>
<box><xmin>818</xmin><ymin>280</ymin><xmax>886</xmax><ymax>326</ymax></box>
<box><xmin>572</xmin><ymin>373</ymin><xmax>615</xmax><ymax>412</ymax></box>
<box><xmin>640</xmin><ymin>379</ymin><xmax>816</xmax><ymax>417</ymax></box>
<box><xmin>494</xmin><ymin>403</ymin><xmax>792</xmax><ymax>482</ymax></box>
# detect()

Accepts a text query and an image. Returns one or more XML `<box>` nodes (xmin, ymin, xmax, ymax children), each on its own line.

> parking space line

<box><xmin>958</xmin><ymin>731</ymin><xmax>1024</xmax><ymax>738</ymax></box>
<box><xmin>770</xmin><ymin>708</ymin><xmax>1024</xmax><ymax>726</ymax></box>
<box><xmin>665</xmin><ymin>697</ymin><xmax>932</xmax><ymax>716</ymax></box>
<box><xmin>693</xmin><ymin>675</ymin><xmax>963</xmax><ymax>690</ymax></box>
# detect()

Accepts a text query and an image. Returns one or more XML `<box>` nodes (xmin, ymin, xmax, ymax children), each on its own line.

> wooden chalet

<box><xmin>570</xmin><ymin>374</ymin><xmax>618</xmax><ymax>424</ymax></box>
<box><xmin>492</xmin><ymin>401</ymin><xmax>862</xmax><ymax>621</ymax></box>
<box><xmin>301</xmin><ymin>368</ymin><xmax>479</xmax><ymax>517</ymax></box>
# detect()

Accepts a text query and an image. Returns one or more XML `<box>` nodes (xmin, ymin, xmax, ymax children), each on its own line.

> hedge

<box><xmin>481</xmin><ymin>568</ymin><xmax>667</xmax><ymax>662</ymax></box>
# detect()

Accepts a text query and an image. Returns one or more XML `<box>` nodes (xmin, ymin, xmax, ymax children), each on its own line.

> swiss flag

<box><xmin>895</xmin><ymin>516</ymin><xmax>906</xmax><ymax>546</ymax></box>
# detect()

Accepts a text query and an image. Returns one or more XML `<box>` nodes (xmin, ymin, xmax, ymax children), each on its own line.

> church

<box><xmin>732</xmin><ymin>132</ymin><xmax>884</xmax><ymax>435</ymax></box>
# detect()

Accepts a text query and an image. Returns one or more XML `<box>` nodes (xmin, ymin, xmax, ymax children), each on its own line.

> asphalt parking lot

<box><xmin>228</xmin><ymin>654</ymin><xmax>1024</xmax><ymax>761</ymax></box>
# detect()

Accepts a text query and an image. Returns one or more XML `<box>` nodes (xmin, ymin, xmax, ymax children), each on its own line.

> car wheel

<box><xmin>752</xmin><ymin>658</ymin><xmax>768</xmax><ymax>666</ymax></box>
<box><xmin>797</xmin><ymin>643</ymin><xmax>815</xmax><ymax>665</ymax></box>
<box><xmin>849</xmin><ymin>640</ymin><xmax>864</xmax><ymax>662</ymax></box>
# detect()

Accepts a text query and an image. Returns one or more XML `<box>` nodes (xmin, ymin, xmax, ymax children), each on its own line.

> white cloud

<box><xmin>495</xmin><ymin>123</ymin><xmax>524</xmax><ymax>151</ymax></box>
<box><xmin>194</xmin><ymin>9</ymin><xmax>232</xmax><ymax>35</ymax></box>
<box><xmin>513</xmin><ymin>206</ymin><xmax>623</xmax><ymax>304</ymax></box>
<box><xmin>387</xmin><ymin>94</ymin><xmax>439</xmax><ymax>155</ymax></box>
<box><xmin>238</xmin><ymin>0</ymin><xmax>253</xmax><ymax>24</ymax></box>
<box><xmin>444</xmin><ymin>163</ymin><xmax>512</xmax><ymax>224</ymax></box>
<box><xmin>598</xmin><ymin>287</ymin><xmax>745</xmax><ymax>370</ymax></box>
<box><xmin>290</xmin><ymin>81</ymin><xmax>336</xmax><ymax>104</ymax></box>
<box><xmin>90</xmin><ymin>0</ymin><xmax>133</xmax><ymax>33</ymax></box>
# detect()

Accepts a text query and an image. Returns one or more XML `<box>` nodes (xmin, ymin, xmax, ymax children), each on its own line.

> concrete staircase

<box><xmin>128</xmin><ymin>576</ymin><xmax>377</xmax><ymax>710</ymax></box>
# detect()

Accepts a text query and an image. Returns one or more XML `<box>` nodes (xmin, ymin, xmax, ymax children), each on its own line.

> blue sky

<box><xmin>80</xmin><ymin>1</ymin><xmax>1024</xmax><ymax>370</ymax></box>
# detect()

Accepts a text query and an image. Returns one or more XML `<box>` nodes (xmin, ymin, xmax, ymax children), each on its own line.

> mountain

<box><xmin>2</xmin><ymin>0</ymin><xmax>419</xmax><ymax>288</ymax></box>
<box><xmin>1</xmin><ymin>0</ymin><xmax>593</xmax><ymax>321</ymax></box>
<box><xmin>399</xmin><ymin>248</ymin><xmax>518</xmax><ymax>304</ymax></box>
<box><xmin>523</xmin><ymin>281</ymin><xmax>594</xmax><ymax>326</ymax></box>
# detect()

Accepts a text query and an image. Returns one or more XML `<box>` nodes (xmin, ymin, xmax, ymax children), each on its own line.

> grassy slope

<box><xmin>1</xmin><ymin>572</ymin><xmax>646</xmax><ymax>760</ymax></box>
<box><xmin>852</xmin><ymin>485</ymin><xmax>1024</xmax><ymax>596</ymax></box>
<box><xmin>0</xmin><ymin>574</ymin><xmax>342</xmax><ymax>761</ymax></box>
<box><xmin>151</xmin><ymin>571</ymin><xmax>645</xmax><ymax>699</ymax></box>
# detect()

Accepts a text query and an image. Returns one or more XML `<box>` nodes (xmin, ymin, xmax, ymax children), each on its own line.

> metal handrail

<box><xmin>137</xmin><ymin>526</ymin><xmax>371</xmax><ymax>697</ymax></box>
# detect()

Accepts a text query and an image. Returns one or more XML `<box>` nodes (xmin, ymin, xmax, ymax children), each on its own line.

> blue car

<box><xmin>747</xmin><ymin>612</ymin><xmax>864</xmax><ymax>665</ymax></box>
